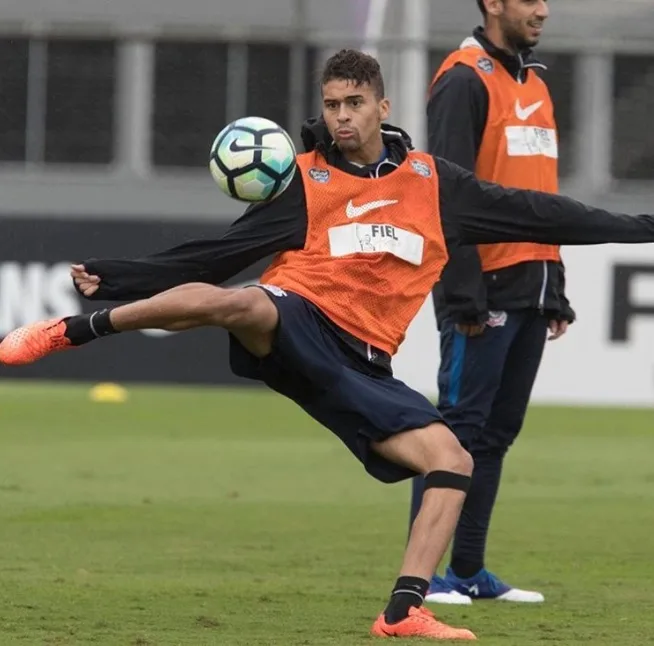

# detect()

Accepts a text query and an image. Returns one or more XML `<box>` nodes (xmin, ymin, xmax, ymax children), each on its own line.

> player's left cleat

<box><xmin>371</xmin><ymin>606</ymin><xmax>476</xmax><ymax>640</ymax></box>
<box><xmin>0</xmin><ymin>318</ymin><xmax>72</xmax><ymax>365</ymax></box>
<box><xmin>425</xmin><ymin>575</ymin><xmax>473</xmax><ymax>605</ymax></box>
<box><xmin>444</xmin><ymin>567</ymin><xmax>545</xmax><ymax>603</ymax></box>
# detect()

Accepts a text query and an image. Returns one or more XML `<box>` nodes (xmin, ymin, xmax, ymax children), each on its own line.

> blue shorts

<box><xmin>229</xmin><ymin>288</ymin><xmax>445</xmax><ymax>483</ymax></box>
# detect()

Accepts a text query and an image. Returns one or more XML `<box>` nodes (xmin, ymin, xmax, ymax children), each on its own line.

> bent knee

<box><xmin>437</xmin><ymin>443</ymin><xmax>473</xmax><ymax>477</ymax></box>
<box><xmin>373</xmin><ymin>421</ymin><xmax>473</xmax><ymax>478</ymax></box>
<box><xmin>422</xmin><ymin>423</ymin><xmax>474</xmax><ymax>477</ymax></box>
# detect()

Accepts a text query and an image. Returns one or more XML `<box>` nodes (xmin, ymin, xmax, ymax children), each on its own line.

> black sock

<box><xmin>384</xmin><ymin>576</ymin><xmax>429</xmax><ymax>624</ymax></box>
<box><xmin>450</xmin><ymin>558</ymin><xmax>483</xmax><ymax>580</ymax></box>
<box><xmin>450</xmin><ymin>450</ymin><xmax>505</xmax><ymax>580</ymax></box>
<box><xmin>63</xmin><ymin>309</ymin><xmax>118</xmax><ymax>346</ymax></box>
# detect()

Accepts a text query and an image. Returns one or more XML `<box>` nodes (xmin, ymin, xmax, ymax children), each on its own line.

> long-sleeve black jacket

<box><xmin>428</xmin><ymin>26</ymin><xmax>575</xmax><ymax>326</ymax></box>
<box><xmin>77</xmin><ymin>117</ymin><xmax>654</xmax><ymax>368</ymax></box>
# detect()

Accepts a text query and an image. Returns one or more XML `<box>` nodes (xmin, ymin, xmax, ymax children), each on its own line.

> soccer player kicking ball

<box><xmin>3</xmin><ymin>49</ymin><xmax>654</xmax><ymax>641</ymax></box>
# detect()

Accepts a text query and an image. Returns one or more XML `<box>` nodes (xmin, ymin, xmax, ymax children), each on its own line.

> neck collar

<box><xmin>461</xmin><ymin>26</ymin><xmax>546</xmax><ymax>82</ymax></box>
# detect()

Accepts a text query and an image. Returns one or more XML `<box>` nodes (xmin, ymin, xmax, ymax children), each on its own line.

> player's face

<box><xmin>492</xmin><ymin>0</ymin><xmax>549</xmax><ymax>49</ymax></box>
<box><xmin>321</xmin><ymin>80</ymin><xmax>390</xmax><ymax>159</ymax></box>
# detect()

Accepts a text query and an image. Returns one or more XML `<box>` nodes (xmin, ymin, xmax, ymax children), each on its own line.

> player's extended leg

<box><xmin>370</xmin><ymin>422</ymin><xmax>476</xmax><ymax>640</ymax></box>
<box><xmin>0</xmin><ymin>283</ymin><xmax>279</xmax><ymax>364</ymax></box>
<box><xmin>443</xmin><ymin>311</ymin><xmax>548</xmax><ymax>603</ymax></box>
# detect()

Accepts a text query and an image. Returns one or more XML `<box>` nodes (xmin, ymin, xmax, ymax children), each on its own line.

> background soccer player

<box><xmin>411</xmin><ymin>0</ymin><xmax>567</xmax><ymax>604</ymax></box>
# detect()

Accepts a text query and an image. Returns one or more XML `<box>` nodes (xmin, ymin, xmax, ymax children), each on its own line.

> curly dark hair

<box><xmin>477</xmin><ymin>0</ymin><xmax>487</xmax><ymax>16</ymax></box>
<box><xmin>321</xmin><ymin>49</ymin><xmax>385</xmax><ymax>100</ymax></box>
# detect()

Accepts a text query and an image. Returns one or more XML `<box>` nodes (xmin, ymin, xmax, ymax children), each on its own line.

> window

<box><xmin>612</xmin><ymin>55</ymin><xmax>654</xmax><ymax>179</ymax></box>
<box><xmin>0</xmin><ymin>38</ymin><xmax>29</xmax><ymax>162</ymax></box>
<box><xmin>246</xmin><ymin>43</ymin><xmax>290</xmax><ymax>132</ymax></box>
<box><xmin>45</xmin><ymin>39</ymin><xmax>116</xmax><ymax>164</ymax></box>
<box><xmin>427</xmin><ymin>48</ymin><xmax>448</xmax><ymax>85</ymax></box>
<box><xmin>539</xmin><ymin>53</ymin><xmax>574</xmax><ymax>178</ymax></box>
<box><xmin>304</xmin><ymin>46</ymin><xmax>321</xmax><ymax>119</ymax></box>
<box><xmin>152</xmin><ymin>41</ymin><xmax>228</xmax><ymax>168</ymax></box>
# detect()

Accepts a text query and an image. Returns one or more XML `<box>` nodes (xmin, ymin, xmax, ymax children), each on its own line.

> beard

<box><xmin>334</xmin><ymin>136</ymin><xmax>361</xmax><ymax>152</ymax></box>
<box><xmin>503</xmin><ymin>21</ymin><xmax>541</xmax><ymax>50</ymax></box>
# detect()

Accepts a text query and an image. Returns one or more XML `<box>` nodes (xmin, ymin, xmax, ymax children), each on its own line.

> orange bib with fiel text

<box><xmin>431</xmin><ymin>39</ymin><xmax>560</xmax><ymax>272</ymax></box>
<box><xmin>260</xmin><ymin>150</ymin><xmax>449</xmax><ymax>355</ymax></box>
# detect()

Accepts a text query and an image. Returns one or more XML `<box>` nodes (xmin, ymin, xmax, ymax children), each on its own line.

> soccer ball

<box><xmin>209</xmin><ymin>116</ymin><xmax>297</xmax><ymax>203</ymax></box>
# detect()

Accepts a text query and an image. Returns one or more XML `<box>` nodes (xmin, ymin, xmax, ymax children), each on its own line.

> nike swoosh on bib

<box><xmin>345</xmin><ymin>199</ymin><xmax>399</xmax><ymax>219</ymax></box>
<box><xmin>515</xmin><ymin>99</ymin><xmax>543</xmax><ymax>121</ymax></box>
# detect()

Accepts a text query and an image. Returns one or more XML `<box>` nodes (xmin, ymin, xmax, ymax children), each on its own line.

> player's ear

<box><xmin>379</xmin><ymin>98</ymin><xmax>390</xmax><ymax>121</ymax></box>
<box><xmin>485</xmin><ymin>0</ymin><xmax>503</xmax><ymax>17</ymax></box>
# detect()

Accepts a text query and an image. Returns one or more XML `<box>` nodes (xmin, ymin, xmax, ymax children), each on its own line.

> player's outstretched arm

<box><xmin>436</xmin><ymin>157</ymin><xmax>654</xmax><ymax>247</ymax></box>
<box><xmin>75</xmin><ymin>174</ymin><xmax>308</xmax><ymax>302</ymax></box>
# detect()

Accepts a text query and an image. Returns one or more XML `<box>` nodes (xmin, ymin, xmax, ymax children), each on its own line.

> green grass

<box><xmin>0</xmin><ymin>380</ymin><xmax>653</xmax><ymax>645</ymax></box>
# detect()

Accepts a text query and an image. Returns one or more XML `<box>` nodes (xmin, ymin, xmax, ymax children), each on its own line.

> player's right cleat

<box><xmin>371</xmin><ymin>606</ymin><xmax>476</xmax><ymax>640</ymax></box>
<box><xmin>0</xmin><ymin>319</ymin><xmax>72</xmax><ymax>365</ymax></box>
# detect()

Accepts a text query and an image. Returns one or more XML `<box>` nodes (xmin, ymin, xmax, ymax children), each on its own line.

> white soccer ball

<box><xmin>209</xmin><ymin>116</ymin><xmax>297</xmax><ymax>203</ymax></box>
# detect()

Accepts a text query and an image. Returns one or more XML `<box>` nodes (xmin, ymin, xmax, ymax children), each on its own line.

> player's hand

<box><xmin>71</xmin><ymin>264</ymin><xmax>101</xmax><ymax>297</ymax></box>
<box><xmin>547</xmin><ymin>319</ymin><xmax>568</xmax><ymax>341</ymax></box>
<box><xmin>455</xmin><ymin>323</ymin><xmax>486</xmax><ymax>337</ymax></box>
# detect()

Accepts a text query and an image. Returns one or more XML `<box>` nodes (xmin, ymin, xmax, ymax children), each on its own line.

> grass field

<box><xmin>0</xmin><ymin>380</ymin><xmax>653</xmax><ymax>645</ymax></box>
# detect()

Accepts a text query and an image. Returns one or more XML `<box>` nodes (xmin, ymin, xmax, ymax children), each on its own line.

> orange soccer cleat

<box><xmin>371</xmin><ymin>606</ymin><xmax>477</xmax><ymax>640</ymax></box>
<box><xmin>0</xmin><ymin>319</ymin><xmax>72</xmax><ymax>366</ymax></box>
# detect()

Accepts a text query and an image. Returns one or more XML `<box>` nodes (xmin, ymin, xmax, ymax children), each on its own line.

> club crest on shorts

<box><xmin>260</xmin><ymin>284</ymin><xmax>287</xmax><ymax>297</ymax></box>
<box><xmin>487</xmin><ymin>310</ymin><xmax>507</xmax><ymax>328</ymax></box>
<box><xmin>477</xmin><ymin>57</ymin><xmax>494</xmax><ymax>74</ymax></box>
<box><xmin>308</xmin><ymin>167</ymin><xmax>330</xmax><ymax>183</ymax></box>
<box><xmin>410</xmin><ymin>159</ymin><xmax>432</xmax><ymax>178</ymax></box>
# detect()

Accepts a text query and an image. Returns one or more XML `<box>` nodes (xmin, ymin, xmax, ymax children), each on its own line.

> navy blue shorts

<box><xmin>229</xmin><ymin>288</ymin><xmax>445</xmax><ymax>483</ymax></box>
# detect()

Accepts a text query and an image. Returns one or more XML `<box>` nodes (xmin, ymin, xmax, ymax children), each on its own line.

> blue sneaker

<box><xmin>424</xmin><ymin>574</ymin><xmax>472</xmax><ymax>605</ymax></box>
<box><xmin>444</xmin><ymin>567</ymin><xmax>544</xmax><ymax>603</ymax></box>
